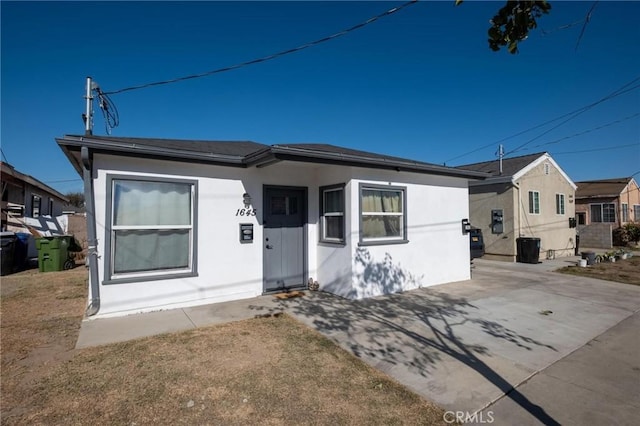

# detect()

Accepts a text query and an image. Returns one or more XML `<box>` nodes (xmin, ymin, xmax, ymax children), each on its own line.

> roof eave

<box><xmin>57</xmin><ymin>135</ymin><xmax>247</xmax><ymax>167</ymax></box>
<box><xmin>268</xmin><ymin>146</ymin><xmax>488</xmax><ymax>180</ymax></box>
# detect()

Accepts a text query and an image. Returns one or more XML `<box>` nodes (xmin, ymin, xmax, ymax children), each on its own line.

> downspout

<box><xmin>81</xmin><ymin>146</ymin><xmax>100</xmax><ymax>316</ymax></box>
<box><xmin>514</xmin><ymin>181</ymin><xmax>522</xmax><ymax>237</ymax></box>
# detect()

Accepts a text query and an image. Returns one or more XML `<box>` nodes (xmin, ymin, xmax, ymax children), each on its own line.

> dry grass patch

<box><xmin>556</xmin><ymin>255</ymin><xmax>640</xmax><ymax>286</ymax></box>
<box><xmin>2</xmin><ymin>268</ymin><xmax>446</xmax><ymax>425</ymax></box>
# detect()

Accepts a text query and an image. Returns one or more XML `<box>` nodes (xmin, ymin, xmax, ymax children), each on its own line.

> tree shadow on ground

<box><xmin>251</xmin><ymin>247</ymin><xmax>560</xmax><ymax>425</ymax></box>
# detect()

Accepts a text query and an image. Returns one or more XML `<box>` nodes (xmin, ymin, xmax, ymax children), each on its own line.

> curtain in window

<box><xmin>112</xmin><ymin>180</ymin><xmax>191</xmax><ymax>274</ymax></box>
<box><xmin>114</xmin><ymin>181</ymin><xmax>191</xmax><ymax>226</ymax></box>
<box><xmin>362</xmin><ymin>189</ymin><xmax>402</xmax><ymax>238</ymax></box>
<box><xmin>114</xmin><ymin>230</ymin><xmax>189</xmax><ymax>273</ymax></box>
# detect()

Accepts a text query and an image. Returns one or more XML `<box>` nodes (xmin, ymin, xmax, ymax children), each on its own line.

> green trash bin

<box><xmin>35</xmin><ymin>235</ymin><xmax>81</xmax><ymax>272</ymax></box>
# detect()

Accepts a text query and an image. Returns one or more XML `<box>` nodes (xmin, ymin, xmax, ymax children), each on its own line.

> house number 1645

<box><xmin>236</xmin><ymin>208</ymin><xmax>257</xmax><ymax>216</ymax></box>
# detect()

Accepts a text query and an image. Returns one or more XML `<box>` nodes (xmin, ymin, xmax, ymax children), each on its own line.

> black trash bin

<box><xmin>1</xmin><ymin>232</ymin><xmax>17</xmax><ymax>276</ymax></box>
<box><xmin>13</xmin><ymin>232</ymin><xmax>30</xmax><ymax>272</ymax></box>
<box><xmin>581</xmin><ymin>251</ymin><xmax>596</xmax><ymax>266</ymax></box>
<box><xmin>516</xmin><ymin>237</ymin><xmax>541</xmax><ymax>264</ymax></box>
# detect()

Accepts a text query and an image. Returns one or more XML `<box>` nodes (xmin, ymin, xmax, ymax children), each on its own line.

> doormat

<box><xmin>274</xmin><ymin>291</ymin><xmax>305</xmax><ymax>300</ymax></box>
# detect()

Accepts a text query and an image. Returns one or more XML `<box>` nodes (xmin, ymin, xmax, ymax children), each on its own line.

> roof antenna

<box><xmin>496</xmin><ymin>144</ymin><xmax>504</xmax><ymax>175</ymax></box>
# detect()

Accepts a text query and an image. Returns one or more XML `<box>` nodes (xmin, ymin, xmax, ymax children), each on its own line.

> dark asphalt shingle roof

<box><xmin>67</xmin><ymin>135</ymin><xmax>269</xmax><ymax>157</ymax></box>
<box><xmin>274</xmin><ymin>143</ymin><xmax>445</xmax><ymax>168</ymax></box>
<box><xmin>456</xmin><ymin>152</ymin><xmax>546</xmax><ymax>177</ymax></box>
<box><xmin>56</xmin><ymin>135</ymin><xmax>488</xmax><ymax>180</ymax></box>
<box><xmin>575</xmin><ymin>177</ymin><xmax>633</xmax><ymax>198</ymax></box>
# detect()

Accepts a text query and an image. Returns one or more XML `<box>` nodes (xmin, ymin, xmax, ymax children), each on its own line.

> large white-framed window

<box><xmin>590</xmin><ymin>203</ymin><xmax>615</xmax><ymax>223</ymax></box>
<box><xmin>528</xmin><ymin>191</ymin><xmax>540</xmax><ymax>214</ymax></box>
<box><xmin>319</xmin><ymin>183</ymin><xmax>345</xmax><ymax>244</ymax></box>
<box><xmin>555</xmin><ymin>193</ymin><xmax>565</xmax><ymax>215</ymax></box>
<box><xmin>359</xmin><ymin>184</ymin><xmax>407</xmax><ymax>245</ymax></box>
<box><xmin>634</xmin><ymin>205</ymin><xmax>640</xmax><ymax>222</ymax></box>
<box><xmin>104</xmin><ymin>175</ymin><xmax>198</xmax><ymax>284</ymax></box>
<box><xmin>621</xmin><ymin>203</ymin><xmax>629</xmax><ymax>222</ymax></box>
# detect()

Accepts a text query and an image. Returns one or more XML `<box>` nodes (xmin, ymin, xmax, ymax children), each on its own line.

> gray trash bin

<box><xmin>1</xmin><ymin>232</ymin><xmax>17</xmax><ymax>276</ymax></box>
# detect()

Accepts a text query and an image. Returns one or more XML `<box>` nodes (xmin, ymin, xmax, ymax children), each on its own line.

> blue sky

<box><xmin>2</xmin><ymin>1</ymin><xmax>639</xmax><ymax>195</ymax></box>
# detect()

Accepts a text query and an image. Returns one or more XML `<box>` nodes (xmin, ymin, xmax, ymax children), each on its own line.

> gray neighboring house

<box><xmin>458</xmin><ymin>152</ymin><xmax>577</xmax><ymax>262</ymax></box>
<box><xmin>1</xmin><ymin>161</ymin><xmax>69</xmax><ymax>231</ymax></box>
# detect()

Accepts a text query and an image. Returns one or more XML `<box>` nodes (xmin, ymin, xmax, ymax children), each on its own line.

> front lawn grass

<box><xmin>1</xmin><ymin>267</ymin><xmax>446</xmax><ymax>425</ymax></box>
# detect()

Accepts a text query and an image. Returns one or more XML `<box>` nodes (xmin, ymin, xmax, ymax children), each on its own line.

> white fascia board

<box><xmin>512</xmin><ymin>153</ymin><xmax>577</xmax><ymax>190</ymax></box>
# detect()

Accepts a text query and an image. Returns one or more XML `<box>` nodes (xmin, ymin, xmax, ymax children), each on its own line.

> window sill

<box><xmin>319</xmin><ymin>240</ymin><xmax>347</xmax><ymax>247</ymax></box>
<box><xmin>103</xmin><ymin>271</ymin><xmax>198</xmax><ymax>285</ymax></box>
<box><xmin>358</xmin><ymin>239</ymin><xmax>409</xmax><ymax>247</ymax></box>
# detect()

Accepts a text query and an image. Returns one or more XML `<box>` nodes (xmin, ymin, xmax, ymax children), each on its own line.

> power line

<box><xmin>551</xmin><ymin>142</ymin><xmax>639</xmax><ymax>155</ymax></box>
<box><xmin>103</xmin><ymin>0</ymin><xmax>418</xmax><ymax>96</ymax></box>
<box><xmin>444</xmin><ymin>75</ymin><xmax>640</xmax><ymax>164</ymax></box>
<box><xmin>525</xmin><ymin>112</ymin><xmax>640</xmax><ymax>150</ymax></box>
<box><xmin>504</xmin><ymin>77</ymin><xmax>640</xmax><ymax>156</ymax></box>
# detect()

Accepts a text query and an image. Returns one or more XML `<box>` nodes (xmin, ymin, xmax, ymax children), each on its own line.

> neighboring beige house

<box><xmin>1</xmin><ymin>161</ymin><xmax>69</xmax><ymax>231</ymax></box>
<box><xmin>458</xmin><ymin>152</ymin><xmax>577</xmax><ymax>262</ymax></box>
<box><xmin>574</xmin><ymin>177</ymin><xmax>640</xmax><ymax>226</ymax></box>
<box><xmin>573</xmin><ymin>177</ymin><xmax>639</xmax><ymax>248</ymax></box>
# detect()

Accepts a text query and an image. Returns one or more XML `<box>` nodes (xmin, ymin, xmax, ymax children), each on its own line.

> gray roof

<box><xmin>56</xmin><ymin>135</ymin><xmax>488</xmax><ymax>180</ymax></box>
<box><xmin>456</xmin><ymin>152</ymin><xmax>547</xmax><ymax>177</ymax></box>
<box><xmin>1</xmin><ymin>161</ymin><xmax>69</xmax><ymax>202</ymax></box>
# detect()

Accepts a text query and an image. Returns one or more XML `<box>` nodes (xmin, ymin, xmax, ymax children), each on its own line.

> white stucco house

<box><xmin>56</xmin><ymin>135</ymin><xmax>487</xmax><ymax>318</ymax></box>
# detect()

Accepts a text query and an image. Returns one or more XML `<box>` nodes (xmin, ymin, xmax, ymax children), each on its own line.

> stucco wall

<box><xmin>90</xmin><ymin>154</ymin><xmax>472</xmax><ymax>317</ymax></box>
<box><xmin>514</xmin><ymin>159</ymin><xmax>576</xmax><ymax>259</ymax></box>
<box><xmin>468</xmin><ymin>183</ymin><xmax>516</xmax><ymax>261</ymax></box>
<box><xmin>468</xmin><ymin>156</ymin><xmax>576</xmax><ymax>262</ymax></box>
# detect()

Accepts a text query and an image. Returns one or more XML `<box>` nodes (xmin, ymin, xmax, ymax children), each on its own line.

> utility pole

<box><xmin>497</xmin><ymin>144</ymin><xmax>504</xmax><ymax>175</ymax></box>
<box><xmin>84</xmin><ymin>76</ymin><xmax>94</xmax><ymax>135</ymax></box>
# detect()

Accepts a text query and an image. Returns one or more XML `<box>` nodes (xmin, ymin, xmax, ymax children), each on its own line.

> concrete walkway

<box><xmin>76</xmin><ymin>254</ymin><xmax>640</xmax><ymax>424</ymax></box>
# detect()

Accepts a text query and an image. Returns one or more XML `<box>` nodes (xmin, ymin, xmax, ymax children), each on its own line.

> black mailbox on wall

<box><xmin>240</xmin><ymin>223</ymin><xmax>253</xmax><ymax>243</ymax></box>
<box><xmin>491</xmin><ymin>209</ymin><xmax>504</xmax><ymax>234</ymax></box>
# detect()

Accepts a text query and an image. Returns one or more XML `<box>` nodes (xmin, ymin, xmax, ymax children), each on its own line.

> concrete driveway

<box><xmin>278</xmin><ymin>258</ymin><xmax>640</xmax><ymax>425</ymax></box>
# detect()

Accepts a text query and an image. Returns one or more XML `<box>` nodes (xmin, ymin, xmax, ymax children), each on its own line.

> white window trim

<box><xmin>358</xmin><ymin>183</ymin><xmax>408</xmax><ymax>246</ymax></box>
<box><xmin>555</xmin><ymin>193</ymin><xmax>565</xmax><ymax>215</ymax></box>
<box><xmin>104</xmin><ymin>175</ymin><xmax>198</xmax><ymax>284</ymax></box>
<box><xmin>528</xmin><ymin>190</ymin><xmax>540</xmax><ymax>215</ymax></box>
<box><xmin>621</xmin><ymin>203</ymin><xmax>629</xmax><ymax>222</ymax></box>
<box><xmin>319</xmin><ymin>184</ymin><xmax>345</xmax><ymax>244</ymax></box>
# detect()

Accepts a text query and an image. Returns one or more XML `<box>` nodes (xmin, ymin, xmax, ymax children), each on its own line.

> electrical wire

<box><xmin>103</xmin><ymin>0</ymin><xmax>418</xmax><ymax>96</ymax></box>
<box><xmin>503</xmin><ymin>77</ymin><xmax>640</xmax><ymax>157</ymax></box>
<box><xmin>551</xmin><ymin>142</ymin><xmax>639</xmax><ymax>155</ymax></box>
<box><xmin>0</xmin><ymin>148</ymin><xmax>9</xmax><ymax>163</ymax></box>
<box><xmin>96</xmin><ymin>88</ymin><xmax>120</xmax><ymax>134</ymax></box>
<box><xmin>521</xmin><ymin>112</ymin><xmax>640</xmax><ymax>151</ymax></box>
<box><xmin>444</xmin><ymin>75</ymin><xmax>640</xmax><ymax>164</ymax></box>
